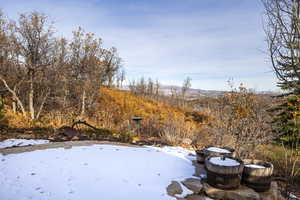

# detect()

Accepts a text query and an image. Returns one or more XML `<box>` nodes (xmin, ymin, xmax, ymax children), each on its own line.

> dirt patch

<box><xmin>0</xmin><ymin>140</ymin><xmax>141</xmax><ymax>155</ymax></box>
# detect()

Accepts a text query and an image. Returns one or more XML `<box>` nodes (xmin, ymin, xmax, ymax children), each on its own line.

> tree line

<box><xmin>128</xmin><ymin>76</ymin><xmax>192</xmax><ymax>108</ymax></box>
<box><xmin>0</xmin><ymin>11</ymin><xmax>123</xmax><ymax>120</ymax></box>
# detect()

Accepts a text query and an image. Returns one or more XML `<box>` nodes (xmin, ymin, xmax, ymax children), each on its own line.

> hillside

<box><xmin>98</xmin><ymin>87</ymin><xmax>208</xmax><ymax>124</ymax></box>
<box><xmin>2</xmin><ymin>87</ymin><xmax>209</xmax><ymax>145</ymax></box>
<box><xmin>95</xmin><ymin>88</ymin><xmax>209</xmax><ymax>144</ymax></box>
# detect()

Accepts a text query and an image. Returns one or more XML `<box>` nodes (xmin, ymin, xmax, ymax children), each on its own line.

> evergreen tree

<box><xmin>263</xmin><ymin>0</ymin><xmax>300</xmax><ymax>143</ymax></box>
<box><xmin>272</xmin><ymin>95</ymin><xmax>300</xmax><ymax>144</ymax></box>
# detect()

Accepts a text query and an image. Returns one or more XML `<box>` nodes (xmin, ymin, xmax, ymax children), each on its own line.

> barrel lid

<box><xmin>206</xmin><ymin>147</ymin><xmax>231</xmax><ymax>154</ymax></box>
<box><xmin>243</xmin><ymin>159</ymin><xmax>273</xmax><ymax>169</ymax></box>
<box><xmin>209</xmin><ymin>156</ymin><xmax>240</xmax><ymax>167</ymax></box>
<box><xmin>245</xmin><ymin>164</ymin><xmax>265</xmax><ymax>169</ymax></box>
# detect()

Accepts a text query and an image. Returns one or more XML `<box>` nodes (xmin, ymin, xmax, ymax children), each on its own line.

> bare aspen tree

<box><xmin>0</xmin><ymin>10</ymin><xmax>123</xmax><ymax>121</ymax></box>
<box><xmin>0</xmin><ymin>10</ymin><xmax>27</xmax><ymax>116</ymax></box>
<box><xmin>10</xmin><ymin>11</ymin><xmax>55</xmax><ymax>119</ymax></box>
<box><xmin>181</xmin><ymin>77</ymin><xmax>192</xmax><ymax>107</ymax></box>
<box><xmin>120</xmin><ymin>69</ymin><xmax>126</xmax><ymax>88</ymax></box>
<box><xmin>182</xmin><ymin>77</ymin><xmax>191</xmax><ymax>99</ymax></box>
<box><xmin>102</xmin><ymin>47</ymin><xmax>121</xmax><ymax>87</ymax></box>
<box><xmin>154</xmin><ymin>79</ymin><xmax>161</xmax><ymax>100</ymax></box>
<box><xmin>69</xmin><ymin>27</ymin><xmax>105</xmax><ymax>117</ymax></box>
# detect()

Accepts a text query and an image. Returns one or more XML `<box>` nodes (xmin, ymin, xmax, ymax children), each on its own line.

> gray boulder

<box><xmin>203</xmin><ymin>182</ymin><xmax>260</xmax><ymax>200</ymax></box>
<box><xmin>181</xmin><ymin>178</ymin><xmax>203</xmax><ymax>194</ymax></box>
<box><xmin>259</xmin><ymin>182</ymin><xmax>285</xmax><ymax>200</ymax></box>
<box><xmin>167</xmin><ymin>181</ymin><xmax>183</xmax><ymax>197</ymax></box>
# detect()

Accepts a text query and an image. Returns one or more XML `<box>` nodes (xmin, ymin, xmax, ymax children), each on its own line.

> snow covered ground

<box><xmin>0</xmin><ymin>144</ymin><xmax>197</xmax><ymax>200</ymax></box>
<box><xmin>0</xmin><ymin>139</ymin><xmax>49</xmax><ymax>149</ymax></box>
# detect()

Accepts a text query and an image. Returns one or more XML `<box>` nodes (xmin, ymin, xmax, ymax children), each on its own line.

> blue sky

<box><xmin>1</xmin><ymin>0</ymin><xmax>278</xmax><ymax>91</ymax></box>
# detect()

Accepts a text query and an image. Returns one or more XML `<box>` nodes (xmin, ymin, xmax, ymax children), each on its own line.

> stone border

<box><xmin>0</xmin><ymin>140</ymin><xmax>142</xmax><ymax>155</ymax></box>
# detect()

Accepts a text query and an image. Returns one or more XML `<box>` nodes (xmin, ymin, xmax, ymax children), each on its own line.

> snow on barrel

<box><xmin>205</xmin><ymin>156</ymin><xmax>244</xmax><ymax>190</ymax></box>
<box><xmin>196</xmin><ymin>146</ymin><xmax>235</xmax><ymax>164</ymax></box>
<box><xmin>209</xmin><ymin>157</ymin><xmax>240</xmax><ymax>166</ymax></box>
<box><xmin>242</xmin><ymin>159</ymin><xmax>273</xmax><ymax>192</ymax></box>
<box><xmin>206</xmin><ymin>147</ymin><xmax>231</xmax><ymax>153</ymax></box>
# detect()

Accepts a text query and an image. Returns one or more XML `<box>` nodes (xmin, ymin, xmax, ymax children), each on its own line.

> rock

<box><xmin>48</xmin><ymin>136</ymin><xmax>55</xmax><ymax>141</ymax></box>
<box><xmin>57</xmin><ymin>126</ymin><xmax>79</xmax><ymax>138</ymax></box>
<box><xmin>63</xmin><ymin>145</ymin><xmax>72</xmax><ymax>149</ymax></box>
<box><xmin>192</xmin><ymin>160</ymin><xmax>207</xmax><ymax>178</ymax></box>
<box><xmin>24</xmin><ymin>130</ymin><xmax>33</xmax><ymax>134</ymax></box>
<box><xmin>181</xmin><ymin>178</ymin><xmax>203</xmax><ymax>194</ymax></box>
<box><xmin>72</xmin><ymin>136</ymin><xmax>80</xmax><ymax>140</ymax></box>
<box><xmin>167</xmin><ymin>181</ymin><xmax>183</xmax><ymax>197</ymax></box>
<box><xmin>203</xmin><ymin>182</ymin><xmax>260</xmax><ymax>200</ymax></box>
<box><xmin>17</xmin><ymin>134</ymin><xmax>33</xmax><ymax>139</ymax></box>
<box><xmin>182</xmin><ymin>138</ymin><xmax>192</xmax><ymax>145</ymax></box>
<box><xmin>186</xmin><ymin>194</ymin><xmax>212</xmax><ymax>200</ymax></box>
<box><xmin>259</xmin><ymin>182</ymin><xmax>285</xmax><ymax>200</ymax></box>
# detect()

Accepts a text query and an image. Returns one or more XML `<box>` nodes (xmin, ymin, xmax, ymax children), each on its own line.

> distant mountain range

<box><xmin>160</xmin><ymin>85</ymin><xmax>280</xmax><ymax>99</ymax></box>
<box><xmin>159</xmin><ymin>85</ymin><xmax>224</xmax><ymax>98</ymax></box>
<box><xmin>123</xmin><ymin>85</ymin><xmax>280</xmax><ymax>99</ymax></box>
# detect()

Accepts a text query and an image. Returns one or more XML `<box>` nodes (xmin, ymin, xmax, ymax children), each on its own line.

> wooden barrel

<box><xmin>205</xmin><ymin>156</ymin><xmax>244</xmax><ymax>190</ymax></box>
<box><xmin>196</xmin><ymin>146</ymin><xmax>235</xmax><ymax>164</ymax></box>
<box><xmin>196</xmin><ymin>150</ymin><xmax>206</xmax><ymax>163</ymax></box>
<box><xmin>242</xmin><ymin>159</ymin><xmax>273</xmax><ymax>192</ymax></box>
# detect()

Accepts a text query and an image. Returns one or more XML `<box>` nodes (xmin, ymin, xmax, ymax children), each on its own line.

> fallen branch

<box><xmin>71</xmin><ymin>120</ymin><xmax>99</xmax><ymax>131</ymax></box>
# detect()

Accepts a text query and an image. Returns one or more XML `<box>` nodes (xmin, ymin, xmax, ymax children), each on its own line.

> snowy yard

<box><xmin>0</xmin><ymin>139</ymin><xmax>49</xmax><ymax>149</ymax></box>
<box><xmin>0</xmin><ymin>141</ymin><xmax>196</xmax><ymax>200</ymax></box>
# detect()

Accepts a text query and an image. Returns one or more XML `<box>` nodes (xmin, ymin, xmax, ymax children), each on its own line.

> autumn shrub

<box><xmin>256</xmin><ymin>144</ymin><xmax>300</xmax><ymax>196</ymax></box>
<box><xmin>115</xmin><ymin>120</ymin><xmax>135</xmax><ymax>140</ymax></box>
<box><xmin>258</xmin><ymin>145</ymin><xmax>300</xmax><ymax>178</ymax></box>
<box><xmin>204</xmin><ymin>85</ymin><xmax>273</xmax><ymax>158</ymax></box>
<box><xmin>138</xmin><ymin>117</ymin><xmax>163</xmax><ymax>137</ymax></box>
<box><xmin>5</xmin><ymin>109</ymin><xmax>33</xmax><ymax>128</ymax></box>
<box><xmin>157</xmin><ymin>115</ymin><xmax>199</xmax><ymax>145</ymax></box>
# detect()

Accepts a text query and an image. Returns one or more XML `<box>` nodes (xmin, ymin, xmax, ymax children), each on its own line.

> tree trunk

<box><xmin>0</xmin><ymin>76</ymin><xmax>26</xmax><ymax>116</ymax></box>
<box><xmin>12</xmin><ymin>86</ymin><xmax>18</xmax><ymax>114</ymax></box>
<box><xmin>12</xmin><ymin>98</ymin><xmax>16</xmax><ymax>114</ymax></box>
<box><xmin>29</xmin><ymin>72</ymin><xmax>35</xmax><ymax>119</ymax></box>
<box><xmin>108</xmin><ymin>76</ymin><xmax>113</xmax><ymax>88</ymax></box>
<box><xmin>36</xmin><ymin>89</ymin><xmax>50</xmax><ymax>120</ymax></box>
<box><xmin>80</xmin><ymin>90</ymin><xmax>86</xmax><ymax>118</ymax></box>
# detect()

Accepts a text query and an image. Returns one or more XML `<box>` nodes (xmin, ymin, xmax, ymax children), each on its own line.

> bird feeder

<box><xmin>131</xmin><ymin>117</ymin><xmax>143</xmax><ymax>136</ymax></box>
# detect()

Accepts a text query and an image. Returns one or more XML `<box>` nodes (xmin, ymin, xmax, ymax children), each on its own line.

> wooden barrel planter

<box><xmin>196</xmin><ymin>146</ymin><xmax>235</xmax><ymax>164</ymax></box>
<box><xmin>195</xmin><ymin>150</ymin><xmax>206</xmax><ymax>163</ymax></box>
<box><xmin>242</xmin><ymin>159</ymin><xmax>273</xmax><ymax>192</ymax></box>
<box><xmin>205</xmin><ymin>156</ymin><xmax>244</xmax><ymax>190</ymax></box>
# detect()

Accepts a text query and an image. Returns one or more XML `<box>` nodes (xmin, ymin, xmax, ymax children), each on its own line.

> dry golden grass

<box><xmin>3</xmin><ymin>87</ymin><xmax>209</xmax><ymax>145</ymax></box>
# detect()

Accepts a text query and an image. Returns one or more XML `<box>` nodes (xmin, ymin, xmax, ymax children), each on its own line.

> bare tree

<box><xmin>263</xmin><ymin>0</ymin><xmax>300</xmax><ymax>94</ymax></box>
<box><xmin>10</xmin><ymin>11</ymin><xmax>55</xmax><ymax>119</ymax></box>
<box><xmin>182</xmin><ymin>77</ymin><xmax>191</xmax><ymax>99</ymax></box>
<box><xmin>103</xmin><ymin>47</ymin><xmax>122</xmax><ymax>87</ymax></box>
<box><xmin>0</xmin><ymin>10</ymin><xmax>123</xmax><ymax>123</ymax></box>
<box><xmin>0</xmin><ymin>10</ymin><xmax>27</xmax><ymax>116</ymax></box>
